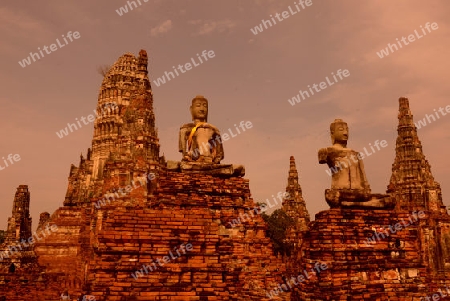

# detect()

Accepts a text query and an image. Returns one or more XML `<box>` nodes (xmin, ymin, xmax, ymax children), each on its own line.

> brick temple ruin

<box><xmin>1</xmin><ymin>50</ymin><xmax>449</xmax><ymax>300</ymax></box>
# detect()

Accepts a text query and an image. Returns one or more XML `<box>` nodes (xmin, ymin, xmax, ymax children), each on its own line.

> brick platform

<box><xmin>85</xmin><ymin>171</ymin><xmax>289</xmax><ymax>300</ymax></box>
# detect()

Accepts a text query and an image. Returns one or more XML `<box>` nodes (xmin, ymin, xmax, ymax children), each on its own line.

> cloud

<box><xmin>188</xmin><ymin>19</ymin><xmax>237</xmax><ymax>36</ymax></box>
<box><xmin>0</xmin><ymin>7</ymin><xmax>52</xmax><ymax>54</ymax></box>
<box><xmin>150</xmin><ymin>19</ymin><xmax>172</xmax><ymax>37</ymax></box>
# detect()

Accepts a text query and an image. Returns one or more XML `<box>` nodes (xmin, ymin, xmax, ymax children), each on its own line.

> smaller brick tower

<box><xmin>387</xmin><ymin>97</ymin><xmax>445</xmax><ymax>213</ymax></box>
<box><xmin>0</xmin><ymin>185</ymin><xmax>39</xmax><ymax>274</ymax></box>
<box><xmin>282</xmin><ymin>156</ymin><xmax>310</xmax><ymax>234</ymax></box>
<box><xmin>4</xmin><ymin>185</ymin><xmax>32</xmax><ymax>246</ymax></box>
<box><xmin>282</xmin><ymin>156</ymin><xmax>310</xmax><ymax>276</ymax></box>
<box><xmin>387</xmin><ymin>97</ymin><xmax>450</xmax><ymax>274</ymax></box>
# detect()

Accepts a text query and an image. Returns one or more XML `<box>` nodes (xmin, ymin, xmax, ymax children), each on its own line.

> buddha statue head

<box><xmin>190</xmin><ymin>95</ymin><xmax>208</xmax><ymax>123</ymax></box>
<box><xmin>330</xmin><ymin>119</ymin><xmax>349</xmax><ymax>146</ymax></box>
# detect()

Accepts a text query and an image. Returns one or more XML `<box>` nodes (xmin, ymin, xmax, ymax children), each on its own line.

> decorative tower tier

<box><xmin>64</xmin><ymin>50</ymin><xmax>162</xmax><ymax>207</ymax></box>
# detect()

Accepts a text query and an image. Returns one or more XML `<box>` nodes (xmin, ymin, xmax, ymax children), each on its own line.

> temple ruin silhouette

<box><xmin>1</xmin><ymin>50</ymin><xmax>449</xmax><ymax>301</ymax></box>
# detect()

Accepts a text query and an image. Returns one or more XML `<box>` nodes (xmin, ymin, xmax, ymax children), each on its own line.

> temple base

<box><xmin>166</xmin><ymin>160</ymin><xmax>245</xmax><ymax>177</ymax></box>
<box><xmin>325</xmin><ymin>189</ymin><xmax>396</xmax><ymax>209</ymax></box>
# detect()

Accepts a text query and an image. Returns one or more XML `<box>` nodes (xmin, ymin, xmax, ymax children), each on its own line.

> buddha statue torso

<box><xmin>179</xmin><ymin>122</ymin><xmax>223</xmax><ymax>164</ymax></box>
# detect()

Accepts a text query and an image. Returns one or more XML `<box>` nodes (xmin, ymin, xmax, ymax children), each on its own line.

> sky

<box><xmin>1</xmin><ymin>0</ymin><xmax>450</xmax><ymax>230</ymax></box>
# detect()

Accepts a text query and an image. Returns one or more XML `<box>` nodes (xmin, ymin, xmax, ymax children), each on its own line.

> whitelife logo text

<box><xmin>18</xmin><ymin>31</ymin><xmax>81</xmax><ymax>68</ymax></box>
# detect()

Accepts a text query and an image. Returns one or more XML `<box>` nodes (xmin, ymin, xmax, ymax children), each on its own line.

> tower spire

<box><xmin>63</xmin><ymin>50</ymin><xmax>161</xmax><ymax>207</ymax></box>
<box><xmin>282</xmin><ymin>156</ymin><xmax>310</xmax><ymax>232</ymax></box>
<box><xmin>4</xmin><ymin>185</ymin><xmax>32</xmax><ymax>245</ymax></box>
<box><xmin>91</xmin><ymin>49</ymin><xmax>160</xmax><ymax>180</ymax></box>
<box><xmin>387</xmin><ymin>97</ymin><xmax>445</xmax><ymax>213</ymax></box>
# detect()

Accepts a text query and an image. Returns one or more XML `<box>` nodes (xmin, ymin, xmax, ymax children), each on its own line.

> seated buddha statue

<box><xmin>179</xmin><ymin>95</ymin><xmax>224</xmax><ymax>164</ymax></box>
<box><xmin>318</xmin><ymin>119</ymin><xmax>394</xmax><ymax>209</ymax></box>
<box><xmin>167</xmin><ymin>95</ymin><xmax>244</xmax><ymax>177</ymax></box>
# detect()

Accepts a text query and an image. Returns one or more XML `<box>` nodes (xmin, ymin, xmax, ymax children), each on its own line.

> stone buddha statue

<box><xmin>318</xmin><ymin>119</ymin><xmax>394</xmax><ymax>209</ymax></box>
<box><xmin>179</xmin><ymin>95</ymin><xmax>224</xmax><ymax>164</ymax></box>
<box><xmin>167</xmin><ymin>95</ymin><xmax>244</xmax><ymax>177</ymax></box>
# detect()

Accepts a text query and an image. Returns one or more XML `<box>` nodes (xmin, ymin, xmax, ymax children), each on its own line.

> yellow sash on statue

<box><xmin>187</xmin><ymin>122</ymin><xmax>205</xmax><ymax>150</ymax></box>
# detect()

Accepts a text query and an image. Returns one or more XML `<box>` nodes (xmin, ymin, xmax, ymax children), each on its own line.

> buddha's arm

<box><xmin>357</xmin><ymin>156</ymin><xmax>371</xmax><ymax>190</ymax></box>
<box><xmin>179</xmin><ymin>127</ymin><xmax>189</xmax><ymax>155</ymax></box>
<box><xmin>318</xmin><ymin>148</ymin><xmax>328</xmax><ymax>164</ymax></box>
<box><xmin>213</xmin><ymin>132</ymin><xmax>224</xmax><ymax>163</ymax></box>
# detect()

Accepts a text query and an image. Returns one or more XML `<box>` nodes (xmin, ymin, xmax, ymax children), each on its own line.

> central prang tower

<box><xmin>91</xmin><ymin>50</ymin><xmax>159</xmax><ymax>179</ymax></box>
<box><xmin>64</xmin><ymin>50</ymin><xmax>162</xmax><ymax>207</ymax></box>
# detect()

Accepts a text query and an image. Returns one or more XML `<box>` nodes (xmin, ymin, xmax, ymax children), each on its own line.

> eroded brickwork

<box><xmin>290</xmin><ymin>98</ymin><xmax>450</xmax><ymax>300</ymax></box>
<box><xmin>0</xmin><ymin>50</ymin><xmax>288</xmax><ymax>301</ymax></box>
<box><xmin>293</xmin><ymin>209</ymin><xmax>430</xmax><ymax>300</ymax></box>
<box><xmin>85</xmin><ymin>172</ymin><xmax>289</xmax><ymax>300</ymax></box>
<box><xmin>1</xmin><ymin>53</ymin><xmax>450</xmax><ymax>301</ymax></box>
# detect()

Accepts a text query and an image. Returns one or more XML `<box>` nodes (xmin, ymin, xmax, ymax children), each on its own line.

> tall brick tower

<box><xmin>64</xmin><ymin>50</ymin><xmax>161</xmax><ymax>206</ymax></box>
<box><xmin>0</xmin><ymin>185</ymin><xmax>40</xmax><ymax>274</ymax></box>
<box><xmin>387</xmin><ymin>97</ymin><xmax>445</xmax><ymax>213</ymax></box>
<box><xmin>33</xmin><ymin>50</ymin><xmax>164</xmax><ymax>298</ymax></box>
<box><xmin>282</xmin><ymin>156</ymin><xmax>310</xmax><ymax>276</ymax></box>
<box><xmin>4</xmin><ymin>185</ymin><xmax>32</xmax><ymax>245</ymax></box>
<box><xmin>387</xmin><ymin>97</ymin><xmax>450</xmax><ymax>273</ymax></box>
<box><xmin>91</xmin><ymin>50</ymin><xmax>160</xmax><ymax>179</ymax></box>
<box><xmin>282</xmin><ymin>156</ymin><xmax>310</xmax><ymax>234</ymax></box>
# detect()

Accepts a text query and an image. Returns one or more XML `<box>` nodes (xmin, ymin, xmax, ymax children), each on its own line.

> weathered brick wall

<box><xmin>32</xmin><ymin>207</ymin><xmax>91</xmax><ymax>298</ymax></box>
<box><xmin>292</xmin><ymin>208</ymin><xmax>450</xmax><ymax>301</ymax></box>
<box><xmin>85</xmin><ymin>171</ymin><xmax>290</xmax><ymax>300</ymax></box>
<box><xmin>0</xmin><ymin>272</ymin><xmax>75</xmax><ymax>301</ymax></box>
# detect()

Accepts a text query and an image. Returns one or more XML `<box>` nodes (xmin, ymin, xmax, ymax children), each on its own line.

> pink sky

<box><xmin>1</xmin><ymin>0</ymin><xmax>450</xmax><ymax>229</ymax></box>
